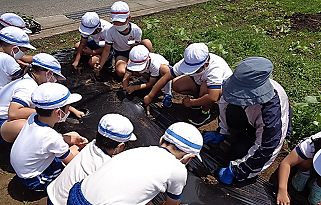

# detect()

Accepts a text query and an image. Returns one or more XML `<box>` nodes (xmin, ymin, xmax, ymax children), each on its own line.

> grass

<box><xmin>29</xmin><ymin>0</ymin><xmax>321</xmax><ymax>148</ymax></box>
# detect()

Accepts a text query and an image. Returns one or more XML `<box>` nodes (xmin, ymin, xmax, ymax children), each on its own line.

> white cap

<box><xmin>179</xmin><ymin>43</ymin><xmax>209</xmax><ymax>74</ymax></box>
<box><xmin>0</xmin><ymin>13</ymin><xmax>32</xmax><ymax>33</ymax></box>
<box><xmin>31</xmin><ymin>53</ymin><xmax>66</xmax><ymax>80</ymax></box>
<box><xmin>32</xmin><ymin>83</ymin><xmax>82</xmax><ymax>110</ymax></box>
<box><xmin>110</xmin><ymin>1</ymin><xmax>130</xmax><ymax>22</ymax></box>
<box><xmin>163</xmin><ymin>122</ymin><xmax>203</xmax><ymax>161</ymax></box>
<box><xmin>127</xmin><ymin>45</ymin><xmax>149</xmax><ymax>72</ymax></box>
<box><xmin>79</xmin><ymin>12</ymin><xmax>100</xmax><ymax>35</ymax></box>
<box><xmin>313</xmin><ymin>149</ymin><xmax>321</xmax><ymax>176</ymax></box>
<box><xmin>0</xmin><ymin>26</ymin><xmax>35</xmax><ymax>49</ymax></box>
<box><xmin>98</xmin><ymin>113</ymin><xmax>136</xmax><ymax>142</ymax></box>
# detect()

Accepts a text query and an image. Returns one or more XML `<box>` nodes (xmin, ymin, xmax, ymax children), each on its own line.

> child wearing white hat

<box><xmin>67</xmin><ymin>122</ymin><xmax>203</xmax><ymax>205</ymax></box>
<box><xmin>0</xmin><ymin>26</ymin><xmax>35</xmax><ymax>90</ymax></box>
<box><xmin>95</xmin><ymin>1</ymin><xmax>152</xmax><ymax>78</ymax></box>
<box><xmin>72</xmin><ymin>12</ymin><xmax>113</xmax><ymax>72</ymax></box>
<box><xmin>0</xmin><ymin>53</ymin><xmax>84</xmax><ymax>144</ymax></box>
<box><xmin>47</xmin><ymin>113</ymin><xmax>136</xmax><ymax>205</ymax></box>
<box><xmin>0</xmin><ymin>13</ymin><xmax>32</xmax><ymax>33</ymax></box>
<box><xmin>123</xmin><ymin>45</ymin><xmax>173</xmax><ymax>107</ymax></box>
<box><xmin>277</xmin><ymin>132</ymin><xmax>321</xmax><ymax>205</ymax></box>
<box><xmin>144</xmin><ymin>43</ymin><xmax>232</xmax><ymax>125</ymax></box>
<box><xmin>10</xmin><ymin>82</ymin><xmax>87</xmax><ymax>191</ymax></box>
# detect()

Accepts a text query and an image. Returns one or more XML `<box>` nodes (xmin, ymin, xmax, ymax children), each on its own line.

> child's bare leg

<box><xmin>115</xmin><ymin>56</ymin><xmax>128</xmax><ymax>78</ymax></box>
<box><xmin>141</xmin><ymin>39</ymin><xmax>153</xmax><ymax>52</ymax></box>
<box><xmin>1</xmin><ymin>119</ymin><xmax>26</xmax><ymax>143</ymax></box>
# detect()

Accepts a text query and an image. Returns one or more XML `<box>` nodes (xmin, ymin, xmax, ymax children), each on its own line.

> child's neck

<box><xmin>37</xmin><ymin>115</ymin><xmax>57</xmax><ymax>128</ymax></box>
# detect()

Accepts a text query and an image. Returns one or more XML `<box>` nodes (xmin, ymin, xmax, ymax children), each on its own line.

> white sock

<box><xmin>164</xmin><ymin>80</ymin><xmax>172</xmax><ymax>95</ymax></box>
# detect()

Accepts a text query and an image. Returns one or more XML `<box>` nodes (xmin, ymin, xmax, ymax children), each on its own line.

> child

<box><xmin>122</xmin><ymin>45</ymin><xmax>173</xmax><ymax>107</ymax></box>
<box><xmin>95</xmin><ymin>1</ymin><xmax>152</xmax><ymax>78</ymax></box>
<box><xmin>0</xmin><ymin>53</ymin><xmax>84</xmax><ymax>144</ymax></box>
<box><xmin>277</xmin><ymin>132</ymin><xmax>321</xmax><ymax>205</ymax></box>
<box><xmin>144</xmin><ymin>43</ymin><xmax>232</xmax><ymax>125</ymax></box>
<box><xmin>47</xmin><ymin>113</ymin><xmax>136</xmax><ymax>205</ymax></box>
<box><xmin>0</xmin><ymin>26</ymin><xmax>35</xmax><ymax>90</ymax></box>
<box><xmin>67</xmin><ymin>122</ymin><xmax>203</xmax><ymax>205</ymax></box>
<box><xmin>72</xmin><ymin>12</ymin><xmax>112</xmax><ymax>72</ymax></box>
<box><xmin>10</xmin><ymin>82</ymin><xmax>88</xmax><ymax>191</ymax></box>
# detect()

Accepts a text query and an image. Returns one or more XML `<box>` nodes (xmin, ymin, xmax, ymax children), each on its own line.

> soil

<box><xmin>0</xmin><ymin>12</ymin><xmax>319</xmax><ymax>205</ymax></box>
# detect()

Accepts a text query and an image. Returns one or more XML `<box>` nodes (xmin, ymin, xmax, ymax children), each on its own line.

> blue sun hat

<box><xmin>32</xmin><ymin>83</ymin><xmax>82</xmax><ymax>109</ymax></box>
<box><xmin>222</xmin><ymin>57</ymin><xmax>274</xmax><ymax>106</ymax></box>
<box><xmin>98</xmin><ymin>113</ymin><xmax>136</xmax><ymax>142</ymax></box>
<box><xmin>31</xmin><ymin>53</ymin><xmax>66</xmax><ymax>80</ymax></box>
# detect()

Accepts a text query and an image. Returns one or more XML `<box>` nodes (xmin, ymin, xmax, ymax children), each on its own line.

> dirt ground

<box><xmin>0</xmin><ymin>12</ymin><xmax>318</xmax><ymax>205</ymax></box>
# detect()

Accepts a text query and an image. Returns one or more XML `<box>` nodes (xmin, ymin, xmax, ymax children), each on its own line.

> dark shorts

<box><xmin>189</xmin><ymin>76</ymin><xmax>201</xmax><ymax>94</ymax></box>
<box><xmin>114</xmin><ymin>49</ymin><xmax>130</xmax><ymax>59</ymax></box>
<box><xmin>0</xmin><ymin>119</ymin><xmax>9</xmax><ymax>144</ymax></box>
<box><xmin>86</xmin><ymin>39</ymin><xmax>101</xmax><ymax>50</ymax></box>
<box><xmin>67</xmin><ymin>181</ymin><xmax>92</xmax><ymax>205</ymax></box>
<box><xmin>18</xmin><ymin>157</ymin><xmax>64</xmax><ymax>191</ymax></box>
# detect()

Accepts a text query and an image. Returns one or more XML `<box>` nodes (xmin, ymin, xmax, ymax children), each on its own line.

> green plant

<box><xmin>289</xmin><ymin>41</ymin><xmax>313</xmax><ymax>55</ymax></box>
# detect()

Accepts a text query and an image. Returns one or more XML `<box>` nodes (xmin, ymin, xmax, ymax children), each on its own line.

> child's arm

<box><xmin>122</xmin><ymin>71</ymin><xmax>132</xmax><ymax>90</ymax></box>
<box><xmin>63</xmin><ymin>131</ymin><xmax>88</xmax><ymax>151</ymax></box>
<box><xmin>69</xmin><ymin>106</ymin><xmax>85</xmax><ymax>118</ymax></box>
<box><xmin>96</xmin><ymin>43</ymin><xmax>112</xmax><ymax>74</ymax></box>
<box><xmin>60</xmin><ymin>148</ymin><xmax>76</xmax><ymax>165</ymax></box>
<box><xmin>72</xmin><ymin>37</ymin><xmax>88</xmax><ymax>69</ymax></box>
<box><xmin>144</xmin><ymin>72</ymin><xmax>174</xmax><ymax>105</ymax></box>
<box><xmin>277</xmin><ymin>148</ymin><xmax>305</xmax><ymax>205</ymax></box>
<box><xmin>8</xmin><ymin>102</ymin><xmax>35</xmax><ymax>120</ymax></box>
<box><xmin>126</xmin><ymin>77</ymin><xmax>157</xmax><ymax>94</ymax></box>
<box><xmin>183</xmin><ymin>88</ymin><xmax>221</xmax><ymax>107</ymax></box>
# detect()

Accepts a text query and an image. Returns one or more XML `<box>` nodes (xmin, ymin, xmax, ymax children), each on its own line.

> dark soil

<box><xmin>288</xmin><ymin>13</ymin><xmax>321</xmax><ymax>32</ymax></box>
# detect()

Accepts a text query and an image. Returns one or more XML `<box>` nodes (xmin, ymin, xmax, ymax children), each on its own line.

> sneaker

<box><xmin>292</xmin><ymin>170</ymin><xmax>310</xmax><ymax>192</ymax></box>
<box><xmin>308</xmin><ymin>179</ymin><xmax>321</xmax><ymax>205</ymax></box>
<box><xmin>161</xmin><ymin>94</ymin><xmax>172</xmax><ymax>108</ymax></box>
<box><xmin>188</xmin><ymin>110</ymin><xmax>211</xmax><ymax>126</ymax></box>
<box><xmin>191</xmin><ymin>105</ymin><xmax>202</xmax><ymax>110</ymax></box>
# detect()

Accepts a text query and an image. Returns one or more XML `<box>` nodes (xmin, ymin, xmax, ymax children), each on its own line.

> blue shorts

<box><xmin>0</xmin><ymin>119</ymin><xmax>9</xmax><ymax>144</ymax></box>
<box><xmin>18</xmin><ymin>157</ymin><xmax>64</xmax><ymax>191</ymax></box>
<box><xmin>67</xmin><ymin>181</ymin><xmax>92</xmax><ymax>205</ymax></box>
<box><xmin>189</xmin><ymin>76</ymin><xmax>201</xmax><ymax>94</ymax></box>
<box><xmin>114</xmin><ymin>49</ymin><xmax>130</xmax><ymax>59</ymax></box>
<box><xmin>86</xmin><ymin>39</ymin><xmax>101</xmax><ymax>50</ymax></box>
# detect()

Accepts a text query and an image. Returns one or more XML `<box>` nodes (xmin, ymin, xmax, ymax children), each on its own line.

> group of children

<box><xmin>0</xmin><ymin>1</ymin><xmax>320</xmax><ymax>205</ymax></box>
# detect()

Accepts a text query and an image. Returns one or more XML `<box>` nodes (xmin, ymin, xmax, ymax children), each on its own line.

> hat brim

<box><xmin>23</xmin><ymin>28</ymin><xmax>32</xmax><ymax>34</ymax></box>
<box><xmin>129</xmin><ymin>133</ymin><xmax>137</xmax><ymax>141</ymax></box>
<box><xmin>127</xmin><ymin>60</ymin><xmax>148</xmax><ymax>72</ymax></box>
<box><xmin>178</xmin><ymin>60</ymin><xmax>204</xmax><ymax>75</ymax></box>
<box><xmin>111</xmin><ymin>16</ymin><xmax>127</xmax><ymax>23</ymax></box>
<box><xmin>313</xmin><ymin>149</ymin><xmax>321</xmax><ymax>176</ymax></box>
<box><xmin>79</xmin><ymin>25</ymin><xmax>98</xmax><ymax>35</ymax></box>
<box><xmin>20</xmin><ymin>43</ymin><xmax>36</xmax><ymax>50</ymax></box>
<box><xmin>64</xmin><ymin>93</ymin><xmax>82</xmax><ymax>106</ymax></box>
<box><xmin>222</xmin><ymin>77</ymin><xmax>274</xmax><ymax>106</ymax></box>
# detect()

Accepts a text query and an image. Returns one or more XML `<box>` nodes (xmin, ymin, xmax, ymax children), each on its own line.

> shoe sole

<box><xmin>188</xmin><ymin>114</ymin><xmax>211</xmax><ymax>126</ymax></box>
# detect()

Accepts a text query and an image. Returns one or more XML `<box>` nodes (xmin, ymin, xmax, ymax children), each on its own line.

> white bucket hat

<box><xmin>0</xmin><ymin>26</ymin><xmax>35</xmax><ymax>49</ymax></box>
<box><xmin>127</xmin><ymin>45</ymin><xmax>149</xmax><ymax>72</ymax></box>
<box><xmin>32</xmin><ymin>82</ymin><xmax>82</xmax><ymax>110</ymax></box>
<box><xmin>31</xmin><ymin>53</ymin><xmax>66</xmax><ymax>80</ymax></box>
<box><xmin>98</xmin><ymin>113</ymin><xmax>136</xmax><ymax>142</ymax></box>
<box><xmin>163</xmin><ymin>122</ymin><xmax>203</xmax><ymax>161</ymax></box>
<box><xmin>179</xmin><ymin>43</ymin><xmax>209</xmax><ymax>74</ymax></box>
<box><xmin>313</xmin><ymin>149</ymin><xmax>321</xmax><ymax>176</ymax></box>
<box><xmin>79</xmin><ymin>12</ymin><xmax>100</xmax><ymax>35</ymax></box>
<box><xmin>110</xmin><ymin>1</ymin><xmax>130</xmax><ymax>22</ymax></box>
<box><xmin>0</xmin><ymin>13</ymin><xmax>32</xmax><ymax>33</ymax></box>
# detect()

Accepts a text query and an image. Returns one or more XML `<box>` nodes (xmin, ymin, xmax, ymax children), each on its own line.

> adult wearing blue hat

<box><xmin>203</xmin><ymin>57</ymin><xmax>292</xmax><ymax>184</ymax></box>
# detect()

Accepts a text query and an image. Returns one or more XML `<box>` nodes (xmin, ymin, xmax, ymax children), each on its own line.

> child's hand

<box><xmin>63</xmin><ymin>132</ymin><xmax>88</xmax><ymax>147</ymax></box>
<box><xmin>144</xmin><ymin>95</ymin><xmax>153</xmax><ymax>106</ymax></box>
<box><xmin>126</xmin><ymin>86</ymin><xmax>136</xmax><ymax>94</ymax></box>
<box><xmin>276</xmin><ymin>191</ymin><xmax>290</xmax><ymax>205</ymax></box>
<box><xmin>94</xmin><ymin>61</ymin><xmax>101</xmax><ymax>75</ymax></box>
<box><xmin>75</xmin><ymin>110</ymin><xmax>85</xmax><ymax>118</ymax></box>
<box><xmin>182</xmin><ymin>96</ymin><xmax>192</xmax><ymax>107</ymax></box>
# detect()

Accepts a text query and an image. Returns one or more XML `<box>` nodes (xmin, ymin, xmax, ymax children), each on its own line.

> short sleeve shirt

<box><xmin>0</xmin><ymin>52</ymin><xmax>21</xmax><ymax>90</ymax></box>
<box><xmin>81</xmin><ymin>146</ymin><xmax>187</xmax><ymax>204</ymax></box>
<box><xmin>0</xmin><ymin>73</ymin><xmax>37</xmax><ymax>119</ymax></box>
<box><xmin>297</xmin><ymin>132</ymin><xmax>321</xmax><ymax>159</ymax></box>
<box><xmin>81</xmin><ymin>19</ymin><xmax>112</xmax><ymax>47</ymax></box>
<box><xmin>105</xmin><ymin>22</ymin><xmax>142</xmax><ymax>51</ymax></box>
<box><xmin>10</xmin><ymin>113</ymin><xmax>69</xmax><ymax>179</ymax></box>
<box><xmin>139</xmin><ymin>53</ymin><xmax>169</xmax><ymax>77</ymax></box>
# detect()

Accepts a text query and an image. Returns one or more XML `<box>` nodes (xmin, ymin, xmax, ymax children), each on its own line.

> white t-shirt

<box><xmin>172</xmin><ymin>53</ymin><xmax>232</xmax><ymax>88</ymax></box>
<box><xmin>105</xmin><ymin>22</ymin><xmax>142</xmax><ymax>51</ymax></box>
<box><xmin>81</xmin><ymin>146</ymin><xmax>187</xmax><ymax>205</ymax></box>
<box><xmin>138</xmin><ymin>53</ymin><xmax>169</xmax><ymax>77</ymax></box>
<box><xmin>10</xmin><ymin>113</ymin><xmax>70</xmax><ymax>179</ymax></box>
<box><xmin>0</xmin><ymin>73</ymin><xmax>37</xmax><ymax>119</ymax></box>
<box><xmin>298</xmin><ymin>132</ymin><xmax>321</xmax><ymax>159</ymax></box>
<box><xmin>0</xmin><ymin>52</ymin><xmax>21</xmax><ymax>90</ymax></box>
<box><xmin>47</xmin><ymin>140</ymin><xmax>111</xmax><ymax>205</ymax></box>
<box><xmin>81</xmin><ymin>19</ymin><xmax>112</xmax><ymax>47</ymax></box>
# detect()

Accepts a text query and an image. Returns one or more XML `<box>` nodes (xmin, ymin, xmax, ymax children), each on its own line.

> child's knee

<box><xmin>141</xmin><ymin>39</ymin><xmax>152</xmax><ymax>52</ymax></box>
<box><xmin>74</xmin><ymin>42</ymin><xmax>80</xmax><ymax>49</ymax></box>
